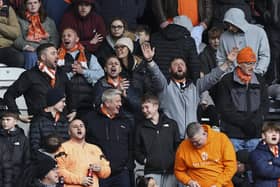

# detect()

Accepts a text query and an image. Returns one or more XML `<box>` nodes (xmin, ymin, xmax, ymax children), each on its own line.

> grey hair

<box><xmin>185</xmin><ymin>122</ymin><xmax>202</xmax><ymax>138</ymax></box>
<box><xmin>101</xmin><ymin>89</ymin><xmax>122</xmax><ymax>103</ymax></box>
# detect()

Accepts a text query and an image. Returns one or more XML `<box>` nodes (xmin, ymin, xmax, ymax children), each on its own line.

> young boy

<box><xmin>1</xmin><ymin>111</ymin><xmax>30</xmax><ymax>186</ymax></box>
<box><xmin>250</xmin><ymin>121</ymin><xmax>280</xmax><ymax>187</ymax></box>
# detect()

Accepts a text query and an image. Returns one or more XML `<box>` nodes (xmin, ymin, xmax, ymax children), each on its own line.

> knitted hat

<box><xmin>237</xmin><ymin>47</ymin><xmax>256</xmax><ymax>64</ymax></box>
<box><xmin>46</xmin><ymin>88</ymin><xmax>65</xmax><ymax>107</ymax></box>
<box><xmin>173</xmin><ymin>15</ymin><xmax>193</xmax><ymax>32</ymax></box>
<box><xmin>35</xmin><ymin>155</ymin><xmax>57</xmax><ymax>179</ymax></box>
<box><xmin>115</xmin><ymin>37</ymin><xmax>134</xmax><ymax>53</ymax></box>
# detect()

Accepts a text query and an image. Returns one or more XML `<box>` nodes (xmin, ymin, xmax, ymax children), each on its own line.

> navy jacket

<box><xmin>250</xmin><ymin>141</ymin><xmax>280</xmax><ymax>187</ymax></box>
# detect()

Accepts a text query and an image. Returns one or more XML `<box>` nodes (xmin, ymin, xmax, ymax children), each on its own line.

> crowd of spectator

<box><xmin>0</xmin><ymin>0</ymin><xmax>280</xmax><ymax>187</ymax></box>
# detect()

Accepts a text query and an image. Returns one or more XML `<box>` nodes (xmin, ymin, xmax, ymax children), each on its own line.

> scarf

<box><xmin>25</xmin><ymin>12</ymin><xmax>49</xmax><ymax>42</ymax></box>
<box><xmin>101</xmin><ymin>104</ymin><xmax>115</xmax><ymax>119</ymax></box>
<box><xmin>38</xmin><ymin>62</ymin><xmax>56</xmax><ymax>87</ymax></box>
<box><xmin>107</xmin><ymin>76</ymin><xmax>122</xmax><ymax>88</ymax></box>
<box><xmin>57</xmin><ymin>43</ymin><xmax>88</xmax><ymax>69</ymax></box>
<box><xmin>236</xmin><ymin>67</ymin><xmax>252</xmax><ymax>85</ymax></box>
<box><xmin>269</xmin><ymin>144</ymin><xmax>280</xmax><ymax>186</ymax></box>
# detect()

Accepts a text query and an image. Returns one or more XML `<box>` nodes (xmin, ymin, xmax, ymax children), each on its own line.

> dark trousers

<box><xmin>0</xmin><ymin>47</ymin><xmax>24</xmax><ymax>67</ymax></box>
<box><xmin>99</xmin><ymin>169</ymin><xmax>131</xmax><ymax>187</ymax></box>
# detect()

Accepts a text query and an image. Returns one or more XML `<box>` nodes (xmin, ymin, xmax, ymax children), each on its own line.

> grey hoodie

<box><xmin>217</xmin><ymin>8</ymin><xmax>270</xmax><ymax>75</ymax></box>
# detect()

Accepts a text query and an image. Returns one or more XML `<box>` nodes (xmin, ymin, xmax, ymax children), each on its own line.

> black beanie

<box><xmin>35</xmin><ymin>155</ymin><xmax>57</xmax><ymax>179</ymax></box>
<box><xmin>46</xmin><ymin>88</ymin><xmax>65</xmax><ymax>107</ymax></box>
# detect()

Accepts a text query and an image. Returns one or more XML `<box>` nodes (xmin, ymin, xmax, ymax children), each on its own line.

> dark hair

<box><xmin>42</xmin><ymin>133</ymin><xmax>63</xmax><ymax>153</ymax></box>
<box><xmin>136</xmin><ymin>176</ymin><xmax>153</xmax><ymax>187</ymax></box>
<box><xmin>262</xmin><ymin>121</ymin><xmax>280</xmax><ymax>133</ymax></box>
<box><xmin>109</xmin><ymin>17</ymin><xmax>128</xmax><ymax>32</ymax></box>
<box><xmin>19</xmin><ymin>0</ymin><xmax>47</xmax><ymax>22</ymax></box>
<box><xmin>36</xmin><ymin>43</ymin><xmax>55</xmax><ymax>60</ymax></box>
<box><xmin>186</xmin><ymin>122</ymin><xmax>202</xmax><ymax>138</ymax></box>
<box><xmin>1</xmin><ymin>111</ymin><xmax>19</xmax><ymax>120</ymax></box>
<box><xmin>169</xmin><ymin>56</ymin><xmax>187</xmax><ymax>67</ymax></box>
<box><xmin>141</xmin><ymin>93</ymin><xmax>159</xmax><ymax>105</ymax></box>
<box><xmin>104</xmin><ymin>55</ymin><xmax>119</xmax><ymax>66</ymax></box>
<box><xmin>208</xmin><ymin>26</ymin><xmax>223</xmax><ymax>39</ymax></box>
<box><xmin>135</xmin><ymin>25</ymin><xmax>151</xmax><ymax>35</ymax></box>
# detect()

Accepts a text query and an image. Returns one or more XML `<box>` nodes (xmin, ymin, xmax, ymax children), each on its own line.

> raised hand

<box><xmin>90</xmin><ymin>33</ymin><xmax>103</xmax><ymax>45</ymax></box>
<box><xmin>227</xmin><ymin>47</ymin><xmax>239</xmax><ymax>62</ymax></box>
<box><xmin>141</xmin><ymin>41</ymin><xmax>155</xmax><ymax>62</ymax></box>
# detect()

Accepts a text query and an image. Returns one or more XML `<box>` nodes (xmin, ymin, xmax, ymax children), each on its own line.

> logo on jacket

<box><xmin>201</xmin><ymin>152</ymin><xmax>208</xmax><ymax>161</ymax></box>
<box><xmin>163</xmin><ymin>124</ymin><xmax>169</xmax><ymax>127</ymax></box>
<box><xmin>14</xmin><ymin>142</ymin><xmax>20</xmax><ymax>146</ymax></box>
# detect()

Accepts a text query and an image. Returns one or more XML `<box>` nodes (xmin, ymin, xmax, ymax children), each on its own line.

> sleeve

<box><xmin>146</xmin><ymin>61</ymin><xmax>168</xmax><ymax>93</ymax></box>
<box><xmin>3</xmin><ymin>72</ymin><xmax>31</xmax><ymax>114</ymax></box>
<box><xmin>29</xmin><ymin>119</ymin><xmax>42</xmax><ymax>154</ymax></box>
<box><xmin>152</xmin><ymin>0</ymin><xmax>167</xmax><ymax>23</ymax></box>
<box><xmin>203</xmin><ymin>0</ymin><xmax>213</xmax><ymax>27</ymax></box>
<box><xmin>215</xmin><ymin>134</ymin><xmax>237</xmax><ymax>186</ymax></box>
<box><xmin>56</xmin><ymin>146</ymin><xmax>84</xmax><ymax>185</ymax></box>
<box><xmin>0</xmin><ymin>7</ymin><xmax>20</xmax><ymax>40</ymax></box>
<box><xmin>254</xmin><ymin>29</ymin><xmax>270</xmax><ymax>75</ymax></box>
<box><xmin>174</xmin><ymin>143</ymin><xmax>192</xmax><ymax>185</ymax></box>
<box><xmin>83</xmin><ymin>55</ymin><xmax>104</xmax><ymax>86</ymax></box>
<box><xmin>94</xmin><ymin>147</ymin><xmax>111</xmax><ymax>179</ymax></box>
<box><xmin>134</xmin><ymin>126</ymin><xmax>146</xmax><ymax>164</ymax></box>
<box><xmin>13</xmin><ymin>18</ymin><xmax>31</xmax><ymax>50</ymax></box>
<box><xmin>47</xmin><ymin>18</ymin><xmax>59</xmax><ymax>47</ymax></box>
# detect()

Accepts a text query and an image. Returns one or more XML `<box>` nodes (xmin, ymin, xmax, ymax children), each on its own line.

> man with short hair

<box><xmin>83</xmin><ymin>88</ymin><xmax>134</xmax><ymax>187</ymax></box>
<box><xmin>4</xmin><ymin>43</ymin><xmax>76</xmax><ymax>122</ymax></box>
<box><xmin>58</xmin><ymin>28</ymin><xmax>104</xmax><ymax>117</ymax></box>
<box><xmin>56</xmin><ymin>119</ymin><xmax>111</xmax><ymax>187</ymax></box>
<box><xmin>174</xmin><ymin>122</ymin><xmax>237</xmax><ymax>187</ymax></box>
<box><xmin>135</xmin><ymin>94</ymin><xmax>180</xmax><ymax>187</ymax></box>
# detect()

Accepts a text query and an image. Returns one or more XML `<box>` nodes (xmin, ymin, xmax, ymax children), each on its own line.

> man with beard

<box><xmin>4</xmin><ymin>43</ymin><xmax>76</xmax><ymax>123</ymax></box>
<box><xmin>141</xmin><ymin>42</ymin><xmax>236</xmax><ymax>139</ymax></box>
<box><xmin>56</xmin><ymin>119</ymin><xmax>111</xmax><ymax>187</ymax></box>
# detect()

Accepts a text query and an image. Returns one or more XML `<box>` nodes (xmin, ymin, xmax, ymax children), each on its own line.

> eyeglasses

<box><xmin>111</xmin><ymin>25</ymin><xmax>124</xmax><ymax>30</ymax></box>
<box><xmin>115</xmin><ymin>45</ymin><xmax>126</xmax><ymax>50</ymax></box>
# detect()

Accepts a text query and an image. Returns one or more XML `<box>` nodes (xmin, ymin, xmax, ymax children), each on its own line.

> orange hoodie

<box><xmin>56</xmin><ymin>139</ymin><xmax>111</xmax><ymax>187</ymax></box>
<box><xmin>178</xmin><ymin>0</ymin><xmax>199</xmax><ymax>26</ymax></box>
<box><xmin>174</xmin><ymin>125</ymin><xmax>237</xmax><ymax>187</ymax></box>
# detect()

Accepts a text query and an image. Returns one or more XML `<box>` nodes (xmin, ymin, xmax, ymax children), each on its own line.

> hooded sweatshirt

<box><xmin>174</xmin><ymin>125</ymin><xmax>237</xmax><ymax>187</ymax></box>
<box><xmin>216</xmin><ymin>8</ymin><xmax>270</xmax><ymax>75</ymax></box>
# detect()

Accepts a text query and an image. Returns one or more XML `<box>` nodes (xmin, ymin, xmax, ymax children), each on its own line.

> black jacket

<box><xmin>134</xmin><ymin>113</ymin><xmax>180</xmax><ymax>174</ymax></box>
<box><xmin>0</xmin><ymin>126</ymin><xmax>30</xmax><ymax>187</ymax></box>
<box><xmin>0</xmin><ymin>138</ymin><xmax>13</xmax><ymax>187</ymax></box>
<box><xmin>151</xmin><ymin>24</ymin><xmax>200</xmax><ymax>81</ymax></box>
<box><xmin>95</xmin><ymin>38</ymin><xmax>115</xmax><ymax>68</ymax></box>
<box><xmin>216</xmin><ymin>72</ymin><xmax>269</xmax><ymax>139</ymax></box>
<box><xmin>199</xmin><ymin>45</ymin><xmax>217</xmax><ymax>75</ymax></box>
<box><xmin>29</xmin><ymin>111</ymin><xmax>69</xmax><ymax>156</ymax></box>
<box><xmin>83</xmin><ymin>110</ymin><xmax>134</xmax><ymax>175</ymax></box>
<box><xmin>4</xmin><ymin>66</ymin><xmax>75</xmax><ymax>116</ymax></box>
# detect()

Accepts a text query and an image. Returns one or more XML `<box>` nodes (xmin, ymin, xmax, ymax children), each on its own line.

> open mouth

<box><xmin>272</xmin><ymin>137</ymin><xmax>277</xmax><ymax>141</ymax></box>
<box><xmin>64</xmin><ymin>41</ymin><xmax>71</xmax><ymax>45</ymax></box>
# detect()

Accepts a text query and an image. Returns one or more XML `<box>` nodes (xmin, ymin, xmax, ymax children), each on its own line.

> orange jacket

<box><xmin>174</xmin><ymin>125</ymin><xmax>237</xmax><ymax>187</ymax></box>
<box><xmin>56</xmin><ymin>139</ymin><xmax>111</xmax><ymax>187</ymax></box>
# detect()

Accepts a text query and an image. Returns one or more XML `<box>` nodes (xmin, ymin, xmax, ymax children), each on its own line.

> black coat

<box><xmin>0</xmin><ymin>126</ymin><xmax>30</xmax><ymax>187</ymax></box>
<box><xmin>134</xmin><ymin>113</ymin><xmax>180</xmax><ymax>174</ymax></box>
<box><xmin>151</xmin><ymin>24</ymin><xmax>200</xmax><ymax>81</ymax></box>
<box><xmin>4</xmin><ymin>66</ymin><xmax>76</xmax><ymax>116</ymax></box>
<box><xmin>83</xmin><ymin>110</ymin><xmax>134</xmax><ymax>175</ymax></box>
<box><xmin>29</xmin><ymin>111</ymin><xmax>69</xmax><ymax>156</ymax></box>
<box><xmin>0</xmin><ymin>138</ymin><xmax>13</xmax><ymax>187</ymax></box>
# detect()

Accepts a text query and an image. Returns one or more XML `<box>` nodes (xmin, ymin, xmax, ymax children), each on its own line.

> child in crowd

<box><xmin>0</xmin><ymin>111</ymin><xmax>30</xmax><ymax>187</ymax></box>
<box><xmin>250</xmin><ymin>121</ymin><xmax>280</xmax><ymax>187</ymax></box>
<box><xmin>136</xmin><ymin>176</ymin><xmax>159</xmax><ymax>187</ymax></box>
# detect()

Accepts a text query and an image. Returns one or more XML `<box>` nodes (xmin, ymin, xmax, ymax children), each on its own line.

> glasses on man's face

<box><xmin>111</xmin><ymin>25</ymin><xmax>124</xmax><ymax>30</ymax></box>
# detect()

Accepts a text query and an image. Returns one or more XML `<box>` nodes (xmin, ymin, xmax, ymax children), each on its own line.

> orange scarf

<box><xmin>57</xmin><ymin>43</ymin><xmax>88</xmax><ymax>69</ymax></box>
<box><xmin>38</xmin><ymin>62</ymin><xmax>56</xmax><ymax>87</ymax></box>
<box><xmin>236</xmin><ymin>67</ymin><xmax>252</xmax><ymax>85</ymax></box>
<box><xmin>107</xmin><ymin>76</ymin><xmax>122</xmax><ymax>88</ymax></box>
<box><xmin>101</xmin><ymin>104</ymin><xmax>115</xmax><ymax>119</ymax></box>
<box><xmin>269</xmin><ymin>144</ymin><xmax>280</xmax><ymax>186</ymax></box>
<box><xmin>25</xmin><ymin>12</ymin><xmax>49</xmax><ymax>42</ymax></box>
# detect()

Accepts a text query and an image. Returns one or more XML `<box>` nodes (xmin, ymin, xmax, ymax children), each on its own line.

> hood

<box><xmin>223</xmin><ymin>8</ymin><xmax>249</xmax><ymax>32</ymax></box>
<box><xmin>161</xmin><ymin>24</ymin><xmax>191</xmax><ymax>41</ymax></box>
<box><xmin>73</xmin><ymin>0</ymin><xmax>95</xmax><ymax>19</ymax></box>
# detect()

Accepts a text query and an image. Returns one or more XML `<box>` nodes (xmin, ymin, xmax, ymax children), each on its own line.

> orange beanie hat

<box><xmin>237</xmin><ymin>47</ymin><xmax>257</xmax><ymax>64</ymax></box>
